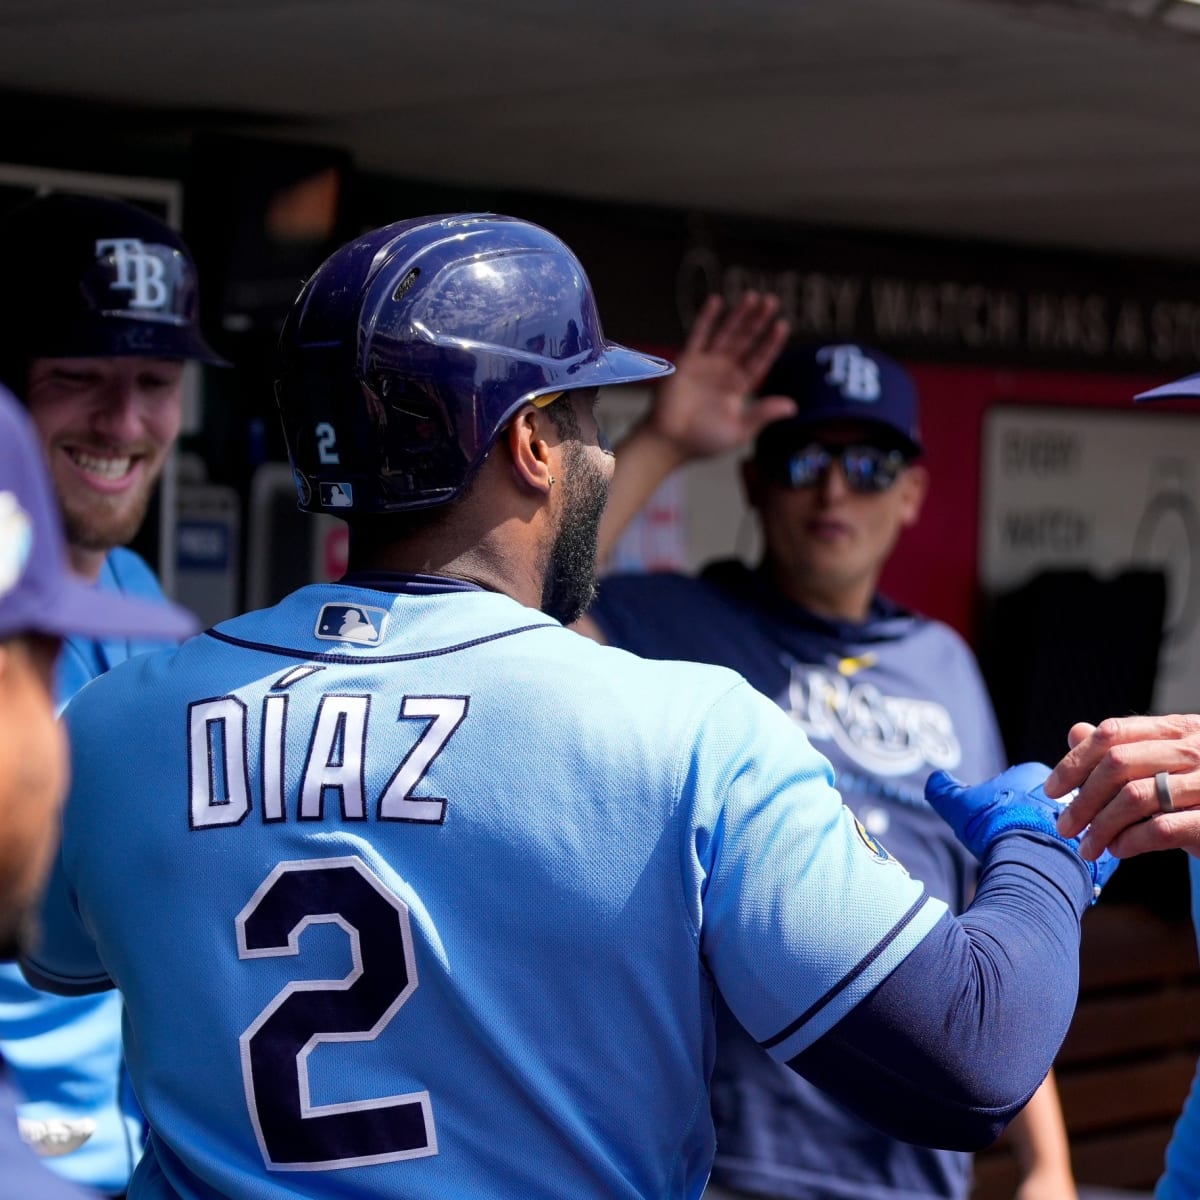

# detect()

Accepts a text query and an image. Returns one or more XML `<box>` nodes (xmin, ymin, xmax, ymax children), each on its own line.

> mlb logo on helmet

<box><xmin>319</xmin><ymin>482</ymin><xmax>354</xmax><ymax>508</ymax></box>
<box><xmin>314</xmin><ymin>603</ymin><xmax>388</xmax><ymax>645</ymax></box>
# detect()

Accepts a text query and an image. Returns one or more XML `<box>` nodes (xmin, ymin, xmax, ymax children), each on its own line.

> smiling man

<box><xmin>24</xmin><ymin>355</ymin><xmax>185</xmax><ymax>580</ymax></box>
<box><xmin>0</xmin><ymin>191</ymin><xmax>219</xmax><ymax>1197</ymax></box>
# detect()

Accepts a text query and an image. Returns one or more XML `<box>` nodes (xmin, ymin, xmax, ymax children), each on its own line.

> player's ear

<box><xmin>896</xmin><ymin>463</ymin><xmax>929</xmax><ymax>527</ymax></box>
<box><xmin>504</xmin><ymin>406</ymin><xmax>554</xmax><ymax>497</ymax></box>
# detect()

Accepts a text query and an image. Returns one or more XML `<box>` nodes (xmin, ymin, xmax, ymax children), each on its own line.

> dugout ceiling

<box><xmin>0</xmin><ymin>0</ymin><xmax>1199</xmax><ymax>262</ymax></box>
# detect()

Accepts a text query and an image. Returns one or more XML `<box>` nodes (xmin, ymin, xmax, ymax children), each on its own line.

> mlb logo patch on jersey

<box><xmin>319</xmin><ymin>481</ymin><xmax>354</xmax><ymax>508</ymax></box>
<box><xmin>314</xmin><ymin>603</ymin><xmax>388</xmax><ymax>645</ymax></box>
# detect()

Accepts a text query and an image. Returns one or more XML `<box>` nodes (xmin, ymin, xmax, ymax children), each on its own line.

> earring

<box><xmin>548</xmin><ymin>475</ymin><xmax>556</xmax><ymax>488</ymax></box>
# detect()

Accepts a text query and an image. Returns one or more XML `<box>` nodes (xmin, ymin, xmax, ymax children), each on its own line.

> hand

<box><xmin>1046</xmin><ymin>715</ymin><xmax>1200</xmax><ymax>860</ymax></box>
<box><xmin>926</xmin><ymin>763</ymin><xmax>1118</xmax><ymax>900</ymax></box>
<box><xmin>646</xmin><ymin>291</ymin><xmax>794</xmax><ymax>462</ymax></box>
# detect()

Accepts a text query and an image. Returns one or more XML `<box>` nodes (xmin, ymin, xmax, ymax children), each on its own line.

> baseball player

<box><xmin>0</xmin><ymin>191</ymin><xmax>219</xmax><ymax>1195</ymax></box>
<box><xmin>578</xmin><ymin>338</ymin><xmax>1075</xmax><ymax>1200</ymax></box>
<box><xmin>26</xmin><ymin>214</ymin><xmax>1114</xmax><ymax>1200</ymax></box>
<box><xmin>0</xmin><ymin>385</ymin><xmax>194</xmax><ymax>1199</ymax></box>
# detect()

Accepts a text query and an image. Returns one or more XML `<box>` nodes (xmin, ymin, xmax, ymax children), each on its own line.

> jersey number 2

<box><xmin>237</xmin><ymin>856</ymin><xmax>437</xmax><ymax>1170</ymax></box>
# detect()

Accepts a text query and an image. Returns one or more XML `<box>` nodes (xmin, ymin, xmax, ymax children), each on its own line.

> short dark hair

<box><xmin>543</xmin><ymin>394</ymin><xmax>582</xmax><ymax>440</ymax></box>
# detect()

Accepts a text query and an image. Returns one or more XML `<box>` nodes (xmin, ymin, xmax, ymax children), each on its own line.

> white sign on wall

<box><xmin>980</xmin><ymin>406</ymin><xmax>1200</xmax><ymax>713</ymax></box>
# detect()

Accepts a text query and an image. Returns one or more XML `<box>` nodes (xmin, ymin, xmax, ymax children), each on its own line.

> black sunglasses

<box><xmin>769</xmin><ymin>442</ymin><xmax>911</xmax><ymax>494</ymax></box>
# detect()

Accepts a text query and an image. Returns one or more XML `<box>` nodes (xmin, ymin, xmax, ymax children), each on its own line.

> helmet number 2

<box><xmin>315</xmin><ymin>422</ymin><xmax>340</xmax><ymax>464</ymax></box>
<box><xmin>237</xmin><ymin>856</ymin><xmax>437</xmax><ymax>1170</ymax></box>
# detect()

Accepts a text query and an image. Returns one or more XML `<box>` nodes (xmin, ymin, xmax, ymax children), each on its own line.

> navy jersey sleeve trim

<box><xmin>19</xmin><ymin>958</ymin><xmax>114</xmax><ymax>997</ymax></box>
<box><xmin>204</xmin><ymin>621</ymin><xmax>557</xmax><ymax>664</ymax></box>
<box><xmin>761</xmin><ymin>892</ymin><xmax>932</xmax><ymax>1050</ymax></box>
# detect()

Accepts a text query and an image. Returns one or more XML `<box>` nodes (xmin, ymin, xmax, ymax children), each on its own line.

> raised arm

<box><xmin>596</xmin><ymin>291</ymin><xmax>793</xmax><ymax>566</ymax></box>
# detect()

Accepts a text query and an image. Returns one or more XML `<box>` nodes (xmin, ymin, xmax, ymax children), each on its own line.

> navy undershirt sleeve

<box><xmin>788</xmin><ymin>831</ymin><xmax>1092</xmax><ymax>1150</ymax></box>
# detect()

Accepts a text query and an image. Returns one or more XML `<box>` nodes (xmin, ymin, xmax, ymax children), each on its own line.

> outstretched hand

<box><xmin>1046</xmin><ymin>715</ymin><xmax>1200</xmax><ymax>860</ymax></box>
<box><xmin>648</xmin><ymin>291</ymin><xmax>794</xmax><ymax>462</ymax></box>
<box><xmin>926</xmin><ymin>763</ymin><xmax>1119</xmax><ymax>902</ymax></box>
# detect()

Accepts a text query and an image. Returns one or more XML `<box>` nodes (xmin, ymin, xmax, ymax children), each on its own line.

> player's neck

<box><xmin>766</xmin><ymin>561</ymin><xmax>877</xmax><ymax>625</ymax></box>
<box><xmin>346</xmin><ymin>462</ymin><xmax>557</xmax><ymax>613</ymax></box>
<box><xmin>348</xmin><ymin>521</ymin><xmax>546</xmax><ymax>612</ymax></box>
<box><xmin>67</xmin><ymin>542</ymin><xmax>106</xmax><ymax>584</ymax></box>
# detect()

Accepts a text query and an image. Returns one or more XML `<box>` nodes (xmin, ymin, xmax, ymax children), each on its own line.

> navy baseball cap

<box><xmin>0</xmin><ymin>193</ymin><xmax>227</xmax><ymax>375</ymax></box>
<box><xmin>754</xmin><ymin>343</ymin><xmax>923</xmax><ymax>459</ymax></box>
<box><xmin>1136</xmin><ymin>372</ymin><xmax>1200</xmax><ymax>403</ymax></box>
<box><xmin>0</xmin><ymin>386</ymin><xmax>197</xmax><ymax>643</ymax></box>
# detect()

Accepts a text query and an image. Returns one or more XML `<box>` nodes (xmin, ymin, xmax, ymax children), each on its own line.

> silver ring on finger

<box><xmin>1155</xmin><ymin>771</ymin><xmax>1176</xmax><ymax>814</ymax></box>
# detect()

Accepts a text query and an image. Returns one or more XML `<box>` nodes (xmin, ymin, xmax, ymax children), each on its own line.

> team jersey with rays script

<box><xmin>27</xmin><ymin>575</ymin><xmax>945</xmax><ymax>1200</ymax></box>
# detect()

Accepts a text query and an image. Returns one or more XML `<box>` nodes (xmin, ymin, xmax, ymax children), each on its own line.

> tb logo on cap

<box><xmin>817</xmin><ymin>345</ymin><xmax>881</xmax><ymax>403</ymax></box>
<box><xmin>95</xmin><ymin>238</ymin><xmax>169</xmax><ymax>311</ymax></box>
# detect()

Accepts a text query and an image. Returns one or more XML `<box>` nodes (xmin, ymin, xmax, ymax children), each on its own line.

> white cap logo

<box><xmin>95</xmin><ymin>237</ymin><xmax>170</xmax><ymax>311</ymax></box>
<box><xmin>816</xmin><ymin>345</ymin><xmax>881</xmax><ymax>403</ymax></box>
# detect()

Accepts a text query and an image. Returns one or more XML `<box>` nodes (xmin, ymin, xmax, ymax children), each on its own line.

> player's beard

<box><xmin>541</xmin><ymin>443</ymin><xmax>609</xmax><ymax>625</ymax></box>
<box><xmin>62</xmin><ymin>485</ymin><xmax>155</xmax><ymax>554</ymax></box>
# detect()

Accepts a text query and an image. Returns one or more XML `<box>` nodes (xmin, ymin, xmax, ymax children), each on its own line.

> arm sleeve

<box><xmin>787</xmin><ymin>831</ymin><xmax>1091</xmax><ymax>1150</ymax></box>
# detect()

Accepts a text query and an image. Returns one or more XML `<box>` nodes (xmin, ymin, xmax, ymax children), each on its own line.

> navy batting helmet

<box><xmin>0</xmin><ymin>192</ymin><xmax>226</xmax><ymax>395</ymax></box>
<box><xmin>275</xmin><ymin>212</ymin><xmax>673</xmax><ymax>514</ymax></box>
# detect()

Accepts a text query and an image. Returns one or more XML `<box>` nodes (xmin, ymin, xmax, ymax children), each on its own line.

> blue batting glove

<box><xmin>925</xmin><ymin>763</ymin><xmax>1119</xmax><ymax>903</ymax></box>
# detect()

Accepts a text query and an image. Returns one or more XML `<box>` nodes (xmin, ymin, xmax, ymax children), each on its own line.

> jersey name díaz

<box><xmin>188</xmin><ymin>665</ymin><xmax>466</xmax><ymax>830</ymax></box>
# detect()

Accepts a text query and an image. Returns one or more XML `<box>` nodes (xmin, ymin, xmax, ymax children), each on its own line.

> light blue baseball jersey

<box><xmin>0</xmin><ymin>546</ymin><xmax>170</xmax><ymax>1194</ymax></box>
<box><xmin>29</xmin><ymin>576</ymin><xmax>947</xmax><ymax>1200</ymax></box>
<box><xmin>590</xmin><ymin>563</ymin><xmax>1007</xmax><ymax>1200</ymax></box>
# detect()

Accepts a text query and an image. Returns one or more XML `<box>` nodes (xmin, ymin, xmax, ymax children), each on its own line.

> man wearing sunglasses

<box><xmin>577</xmin><ymin>338</ymin><xmax>1075</xmax><ymax>1200</ymax></box>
